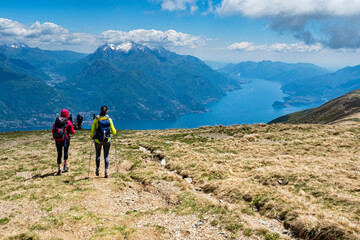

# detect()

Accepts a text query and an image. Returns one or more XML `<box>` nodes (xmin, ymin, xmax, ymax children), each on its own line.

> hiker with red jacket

<box><xmin>52</xmin><ymin>109</ymin><xmax>75</xmax><ymax>175</ymax></box>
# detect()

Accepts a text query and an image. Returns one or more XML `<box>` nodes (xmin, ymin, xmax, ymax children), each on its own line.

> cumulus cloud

<box><xmin>216</xmin><ymin>0</ymin><xmax>360</xmax><ymax>49</ymax></box>
<box><xmin>158</xmin><ymin>0</ymin><xmax>198</xmax><ymax>12</ymax></box>
<box><xmin>152</xmin><ymin>0</ymin><xmax>218</xmax><ymax>14</ymax></box>
<box><xmin>216</xmin><ymin>0</ymin><xmax>360</xmax><ymax>18</ymax></box>
<box><xmin>99</xmin><ymin>29</ymin><xmax>206</xmax><ymax>48</ymax></box>
<box><xmin>227</xmin><ymin>41</ymin><xmax>324</xmax><ymax>53</ymax></box>
<box><xmin>0</xmin><ymin>18</ymin><xmax>28</xmax><ymax>36</ymax></box>
<box><xmin>151</xmin><ymin>1</ymin><xmax>360</xmax><ymax>49</ymax></box>
<box><xmin>0</xmin><ymin>18</ymin><xmax>206</xmax><ymax>49</ymax></box>
<box><xmin>0</xmin><ymin>18</ymin><xmax>96</xmax><ymax>45</ymax></box>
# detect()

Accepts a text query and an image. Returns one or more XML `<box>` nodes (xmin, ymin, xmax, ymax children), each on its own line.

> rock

<box><xmin>193</xmin><ymin>221</ymin><xmax>203</xmax><ymax>228</ymax></box>
<box><xmin>139</xmin><ymin>146</ymin><xmax>147</xmax><ymax>152</ymax></box>
<box><xmin>259</xmin><ymin>220</ymin><xmax>266</xmax><ymax>225</ymax></box>
<box><xmin>161</xmin><ymin>159</ymin><xmax>166</xmax><ymax>166</ymax></box>
<box><xmin>218</xmin><ymin>232</ymin><xmax>228</xmax><ymax>238</ymax></box>
<box><xmin>184</xmin><ymin>178</ymin><xmax>193</xmax><ymax>184</ymax></box>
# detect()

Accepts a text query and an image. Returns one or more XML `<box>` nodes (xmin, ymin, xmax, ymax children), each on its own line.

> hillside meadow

<box><xmin>0</xmin><ymin>122</ymin><xmax>359</xmax><ymax>240</ymax></box>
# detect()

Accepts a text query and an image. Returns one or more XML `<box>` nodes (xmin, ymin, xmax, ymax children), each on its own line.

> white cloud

<box><xmin>99</xmin><ymin>29</ymin><xmax>206</xmax><ymax>48</ymax></box>
<box><xmin>227</xmin><ymin>42</ymin><xmax>266</xmax><ymax>51</ymax></box>
<box><xmin>216</xmin><ymin>0</ymin><xmax>360</xmax><ymax>18</ymax></box>
<box><xmin>216</xmin><ymin>0</ymin><xmax>360</xmax><ymax>49</ymax></box>
<box><xmin>0</xmin><ymin>18</ymin><xmax>96</xmax><ymax>45</ymax></box>
<box><xmin>0</xmin><ymin>18</ymin><xmax>28</xmax><ymax>36</ymax></box>
<box><xmin>228</xmin><ymin>41</ymin><xmax>324</xmax><ymax>53</ymax></box>
<box><xmin>0</xmin><ymin>18</ymin><xmax>206</xmax><ymax>49</ymax></box>
<box><xmin>152</xmin><ymin>0</ymin><xmax>360</xmax><ymax>17</ymax></box>
<box><xmin>153</xmin><ymin>0</ymin><xmax>217</xmax><ymax>13</ymax></box>
<box><xmin>151</xmin><ymin>1</ymin><xmax>360</xmax><ymax>49</ymax></box>
<box><xmin>159</xmin><ymin>0</ymin><xmax>198</xmax><ymax>12</ymax></box>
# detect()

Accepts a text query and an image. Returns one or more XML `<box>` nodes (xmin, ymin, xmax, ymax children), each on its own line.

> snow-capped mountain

<box><xmin>100</xmin><ymin>42</ymin><xmax>148</xmax><ymax>53</ymax></box>
<box><xmin>57</xmin><ymin>42</ymin><xmax>240</xmax><ymax>121</ymax></box>
<box><xmin>0</xmin><ymin>42</ymin><xmax>29</xmax><ymax>48</ymax></box>
<box><xmin>0</xmin><ymin>42</ymin><xmax>88</xmax><ymax>69</ymax></box>
<box><xmin>96</xmin><ymin>42</ymin><xmax>152</xmax><ymax>54</ymax></box>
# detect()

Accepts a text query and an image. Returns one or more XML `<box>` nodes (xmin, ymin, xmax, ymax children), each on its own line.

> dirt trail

<box><xmin>80</xmin><ymin>166</ymin><xmax>232</xmax><ymax>240</ymax></box>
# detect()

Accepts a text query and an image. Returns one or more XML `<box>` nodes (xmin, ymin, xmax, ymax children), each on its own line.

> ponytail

<box><xmin>100</xmin><ymin>105</ymin><xmax>108</xmax><ymax>116</ymax></box>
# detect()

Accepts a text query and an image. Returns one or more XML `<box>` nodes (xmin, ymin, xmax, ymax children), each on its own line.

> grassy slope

<box><xmin>269</xmin><ymin>89</ymin><xmax>360</xmax><ymax>124</ymax></box>
<box><xmin>0</xmin><ymin>123</ymin><xmax>359</xmax><ymax>240</ymax></box>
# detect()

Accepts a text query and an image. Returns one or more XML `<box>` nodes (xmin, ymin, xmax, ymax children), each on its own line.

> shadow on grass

<box><xmin>31</xmin><ymin>172</ymin><xmax>58</xmax><ymax>179</ymax></box>
<box><xmin>63</xmin><ymin>177</ymin><xmax>90</xmax><ymax>184</ymax></box>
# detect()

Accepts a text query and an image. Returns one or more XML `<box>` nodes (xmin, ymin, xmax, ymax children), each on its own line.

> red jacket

<box><xmin>52</xmin><ymin>109</ymin><xmax>75</xmax><ymax>139</ymax></box>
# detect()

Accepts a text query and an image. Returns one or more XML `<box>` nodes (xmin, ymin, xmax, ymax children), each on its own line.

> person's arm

<box><xmin>109</xmin><ymin>118</ymin><xmax>116</xmax><ymax>136</ymax></box>
<box><xmin>67</xmin><ymin>120</ymin><xmax>75</xmax><ymax>135</ymax></box>
<box><xmin>90</xmin><ymin>118</ymin><xmax>98</xmax><ymax>139</ymax></box>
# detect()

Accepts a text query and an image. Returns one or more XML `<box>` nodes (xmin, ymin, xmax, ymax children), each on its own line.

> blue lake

<box><xmin>5</xmin><ymin>79</ymin><xmax>319</xmax><ymax>132</ymax></box>
<box><xmin>107</xmin><ymin>78</ymin><xmax>318</xmax><ymax>130</ymax></box>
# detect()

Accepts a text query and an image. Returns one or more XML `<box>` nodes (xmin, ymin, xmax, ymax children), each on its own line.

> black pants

<box><xmin>55</xmin><ymin>140</ymin><xmax>70</xmax><ymax>165</ymax></box>
<box><xmin>95</xmin><ymin>141</ymin><xmax>111</xmax><ymax>171</ymax></box>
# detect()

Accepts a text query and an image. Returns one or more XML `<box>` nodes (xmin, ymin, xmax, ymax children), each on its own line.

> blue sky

<box><xmin>0</xmin><ymin>0</ymin><xmax>360</xmax><ymax>69</ymax></box>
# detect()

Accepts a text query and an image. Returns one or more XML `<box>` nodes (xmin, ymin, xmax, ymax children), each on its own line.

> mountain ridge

<box><xmin>269</xmin><ymin>88</ymin><xmax>360</xmax><ymax>124</ymax></box>
<box><xmin>0</xmin><ymin>42</ymin><xmax>240</xmax><ymax>129</ymax></box>
<box><xmin>58</xmin><ymin>42</ymin><xmax>240</xmax><ymax>121</ymax></box>
<box><xmin>219</xmin><ymin>60</ymin><xmax>360</xmax><ymax>108</ymax></box>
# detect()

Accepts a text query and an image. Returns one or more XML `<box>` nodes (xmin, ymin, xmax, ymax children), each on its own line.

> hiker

<box><xmin>76</xmin><ymin>114</ymin><xmax>83</xmax><ymax>129</ymax></box>
<box><xmin>52</xmin><ymin>109</ymin><xmax>75</xmax><ymax>175</ymax></box>
<box><xmin>90</xmin><ymin>106</ymin><xmax>116</xmax><ymax>178</ymax></box>
<box><xmin>69</xmin><ymin>114</ymin><xmax>73</xmax><ymax>124</ymax></box>
<box><xmin>73</xmin><ymin>118</ymin><xmax>78</xmax><ymax>130</ymax></box>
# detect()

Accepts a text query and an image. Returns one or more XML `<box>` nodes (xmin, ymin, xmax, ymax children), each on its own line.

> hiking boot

<box><xmin>104</xmin><ymin>171</ymin><xmax>109</xmax><ymax>178</ymax></box>
<box><xmin>57</xmin><ymin>169</ymin><xmax>62</xmax><ymax>176</ymax></box>
<box><xmin>95</xmin><ymin>168</ymin><xmax>99</xmax><ymax>176</ymax></box>
<box><xmin>63</xmin><ymin>163</ymin><xmax>69</xmax><ymax>172</ymax></box>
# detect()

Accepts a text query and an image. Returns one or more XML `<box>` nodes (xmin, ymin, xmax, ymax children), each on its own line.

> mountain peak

<box><xmin>99</xmin><ymin>42</ymin><xmax>148</xmax><ymax>53</ymax></box>
<box><xmin>1</xmin><ymin>42</ymin><xmax>29</xmax><ymax>48</ymax></box>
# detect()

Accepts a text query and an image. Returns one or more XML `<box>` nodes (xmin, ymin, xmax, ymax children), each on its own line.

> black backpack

<box><xmin>95</xmin><ymin>118</ymin><xmax>111</xmax><ymax>143</ymax></box>
<box><xmin>53</xmin><ymin>117</ymin><xmax>68</xmax><ymax>140</ymax></box>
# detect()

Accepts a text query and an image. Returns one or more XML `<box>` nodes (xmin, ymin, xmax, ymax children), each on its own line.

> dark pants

<box><xmin>55</xmin><ymin>140</ymin><xmax>70</xmax><ymax>165</ymax></box>
<box><xmin>95</xmin><ymin>141</ymin><xmax>111</xmax><ymax>171</ymax></box>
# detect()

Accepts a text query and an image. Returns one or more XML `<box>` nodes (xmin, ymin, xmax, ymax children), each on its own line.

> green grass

<box><xmin>0</xmin><ymin>217</ymin><xmax>10</xmax><ymax>225</ymax></box>
<box><xmin>8</xmin><ymin>232</ymin><xmax>40</xmax><ymax>240</ymax></box>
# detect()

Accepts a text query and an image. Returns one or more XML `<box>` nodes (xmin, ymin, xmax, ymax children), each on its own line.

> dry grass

<box><xmin>134</xmin><ymin>123</ymin><xmax>360</xmax><ymax>239</ymax></box>
<box><xmin>0</xmin><ymin>122</ymin><xmax>359</xmax><ymax>239</ymax></box>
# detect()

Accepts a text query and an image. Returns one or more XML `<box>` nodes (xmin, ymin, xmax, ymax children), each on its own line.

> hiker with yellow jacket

<box><xmin>90</xmin><ymin>106</ymin><xmax>116</xmax><ymax>178</ymax></box>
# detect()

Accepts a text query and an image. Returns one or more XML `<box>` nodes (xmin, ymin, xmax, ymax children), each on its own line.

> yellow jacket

<box><xmin>90</xmin><ymin>115</ymin><xmax>117</xmax><ymax>143</ymax></box>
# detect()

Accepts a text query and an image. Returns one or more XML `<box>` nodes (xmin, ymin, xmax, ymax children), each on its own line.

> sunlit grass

<box><xmin>0</xmin><ymin>123</ymin><xmax>359</xmax><ymax>239</ymax></box>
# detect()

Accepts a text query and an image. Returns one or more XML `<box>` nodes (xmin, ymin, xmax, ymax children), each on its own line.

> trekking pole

<box><xmin>88</xmin><ymin>140</ymin><xmax>93</xmax><ymax>178</ymax></box>
<box><xmin>114</xmin><ymin>137</ymin><xmax>118</xmax><ymax>173</ymax></box>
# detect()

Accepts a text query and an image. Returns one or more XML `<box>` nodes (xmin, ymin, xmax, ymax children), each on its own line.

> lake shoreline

<box><xmin>0</xmin><ymin>79</ymin><xmax>319</xmax><ymax>132</ymax></box>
